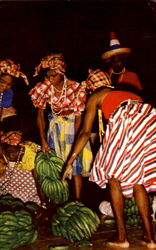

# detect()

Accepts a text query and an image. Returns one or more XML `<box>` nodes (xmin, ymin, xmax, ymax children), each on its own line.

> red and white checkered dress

<box><xmin>29</xmin><ymin>79</ymin><xmax>86</xmax><ymax>115</ymax></box>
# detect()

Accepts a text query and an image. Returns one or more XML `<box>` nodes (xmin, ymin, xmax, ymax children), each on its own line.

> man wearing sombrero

<box><xmin>101</xmin><ymin>31</ymin><xmax>142</xmax><ymax>90</ymax></box>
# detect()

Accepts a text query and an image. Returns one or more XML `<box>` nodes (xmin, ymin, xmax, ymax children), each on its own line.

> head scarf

<box><xmin>84</xmin><ymin>69</ymin><xmax>113</xmax><ymax>90</ymax></box>
<box><xmin>82</xmin><ymin>69</ymin><xmax>113</xmax><ymax>143</ymax></box>
<box><xmin>0</xmin><ymin>131</ymin><xmax>22</xmax><ymax>146</ymax></box>
<box><xmin>33</xmin><ymin>53</ymin><xmax>66</xmax><ymax>76</ymax></box>
<box><xmin>0</xmin><ymin>59</ymin><xmax>29</xmax><ymax>85</ymax></box>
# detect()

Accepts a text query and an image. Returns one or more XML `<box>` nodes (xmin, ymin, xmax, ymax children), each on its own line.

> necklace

<box><xmin>111</xmin><ymin>67</ymin><xmax>125</xmax><ymax>75</ymax></box>
<box><xmin>50</xmin><ymin>75</ymin><xmax>67</xmax><ymax>115</ymax></box>
<box><xmin>1</xmin><ymin>147</ymin><xmax>25</xmax><ymax>192</ymax></box>
<box><xmin>0</xmin><ymin>92</ymin><xmax>3</xmax><ymax>106</ymax></box>
<box><xmin>4</xmin><ymin>147</ymin><xmax>24</xmax><ymax>167</ymax></box>
<box><xmin>53</xmin><ymin>86</ymin><xmax>63</xmax><ymax>93</ymax></box>
<box><xmin>109</xmin><ymin>67</ymin><xmax>125</xmax><ymax>84</ymax></box>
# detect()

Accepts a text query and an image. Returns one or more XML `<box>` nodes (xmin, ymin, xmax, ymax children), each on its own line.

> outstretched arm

<box><xmin>62</xmin><ymin>93</ymin><xmax>98</xmax><ymax>181</ymax></box>
<box><xmin>74</xmin><ymin>114</ymin><xmax>82</xmax><ymax>135</ymax></box>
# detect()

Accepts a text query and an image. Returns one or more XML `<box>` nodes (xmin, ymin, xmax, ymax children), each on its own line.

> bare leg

<box><xmin>73</xmin><ymin>174</ymin><xmax>82</xmax><ymax>200</ymax></box>
<box><xmin>107</xmin><ymin>178</ymin><xmax>129</xmax><ymax>248</ymax></box>
<box><xmin>133</xmin><ymin>184</ymin><xmax>156</xmax><ymax>248</ymax></box>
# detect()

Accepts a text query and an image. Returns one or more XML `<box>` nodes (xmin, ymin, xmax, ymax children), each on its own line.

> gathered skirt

<box><xmin>89</xmin><ymin>102</ymin><xmax>156</xmax><ymax>197</ymax></box>
<box><xmin>47</xmin><ymin>113</ymin><xmax>93</xmax><ymax>175</ymax></box>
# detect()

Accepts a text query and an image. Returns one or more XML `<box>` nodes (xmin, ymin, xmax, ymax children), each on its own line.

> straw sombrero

<box><xmin>101</xmin><ymin>32</ymin><xmax>131</xmax><ymax>60</ymax></box>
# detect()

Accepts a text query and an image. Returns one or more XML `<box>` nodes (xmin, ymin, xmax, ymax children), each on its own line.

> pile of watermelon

<box><xmin>0</xmin><ymin>194</ymin><xmax>39</xmax><ymax>250</ymax></box>
<box><xmin>35</xmin><ymin>150</ymin><xmax>69</xmax><ymax>204</ymax></box>
<box><xmin>124</xmin><ymin>195</ymin><xmax>153</xmax><ymax>228</ymax></box>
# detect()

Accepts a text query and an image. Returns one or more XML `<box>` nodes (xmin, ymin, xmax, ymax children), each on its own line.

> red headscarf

<box><xmin>0</xmin><ymin>131</ymin><xmax>22</xmax><ymax>146</ymax></box>
<box><xmin>33</xmin><ymin>53</ymin><xmax>66</xmax><ymax>76</ymax></box>
<box><xmin>0</xmin><ymin>59</ymin><xmax>29</xmax><ymax>85</ymax></box>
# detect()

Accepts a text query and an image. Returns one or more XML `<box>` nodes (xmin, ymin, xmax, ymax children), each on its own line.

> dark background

<box><xmin>0</xmin><ymin>0</ymin><xmax>156</xmax><ymax>85</ymax></box>
<box><xmin>1</xmin><ymin>0</ymin><xmax>156</xmax><ymax>140</ymax></box>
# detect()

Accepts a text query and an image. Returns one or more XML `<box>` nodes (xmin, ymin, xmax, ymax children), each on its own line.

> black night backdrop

<box><xmin>0</xmin><ymin>0</ymin><xmax>156</xmax><ymax>140</ymax></box>
<box><xmin>0</xmin><ymin>0</ymin><xmax>156</xmax><ymax>82</ymax></box>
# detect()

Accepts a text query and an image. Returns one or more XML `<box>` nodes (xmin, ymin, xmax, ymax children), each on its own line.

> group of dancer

<box><xmin>0</xmin><ymin>32</ymin><xmax>156</xmax><ymax>248</ymax></box>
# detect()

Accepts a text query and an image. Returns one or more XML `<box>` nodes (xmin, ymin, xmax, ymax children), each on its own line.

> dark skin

<box><xmin>108</xmin><ymin>54</ymin><xmax>127</xmax><ymax>87</ymax></box>
<box><xmin>110</xmin><ymin>54</ymin><xmax>126</xmax><ymax>73</ymax></box>
<box><xmin>62</xmin><ymin>87</ymin><xmax>156</xmax><ymax>248</ymax></box>
<box><xmin>0</xmin><ymin>157</ymin><xmax>6</xmax><ymax>177</ymax></box>
<box><xmin>0</xmin><ymin>143</ymin><xmax>47</xmax><ymax>218</ymax></box>
<box><xmin>0</xmin><ymin>74</ymin><xmax>13</xmax><ymax>92</ymax></box>
<box><xmin>37</xmin><ymin>69</ymin><xmax>83</xmax><ymax>200</ymax></box>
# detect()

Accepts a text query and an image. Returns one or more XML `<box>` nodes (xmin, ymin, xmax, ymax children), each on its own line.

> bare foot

<box><xmin>141</xmin><ymin>240</ymin><xmax>156</xmax><ymax>249</ymax></box>
<box><xmin>107</xmin><ymin>240</ymin><xmax>130</xmax><ymax>248</ymax></box>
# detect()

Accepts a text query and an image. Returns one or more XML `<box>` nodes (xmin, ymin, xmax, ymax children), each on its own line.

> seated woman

<box><xmin>0</xmin><ymin>131</ymin><xmax>46</xmax><ymax>208</ymax></box>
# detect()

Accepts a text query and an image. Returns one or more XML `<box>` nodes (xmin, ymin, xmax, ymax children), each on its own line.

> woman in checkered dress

<box><xmin>29</xmin><ymin>53</ymin><xmax>93</xmax><ymax>200</ymax></box>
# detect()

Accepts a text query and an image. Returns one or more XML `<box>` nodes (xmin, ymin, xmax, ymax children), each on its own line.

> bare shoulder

<box><xmin>87</xmin><ymin>87</ymin><xmax>112</xmax><ymax>107</ymax></box>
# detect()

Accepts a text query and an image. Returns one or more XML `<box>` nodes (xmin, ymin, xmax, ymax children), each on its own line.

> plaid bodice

<box><xmin>29</xmin><ymin>79</ymin><xmax>87</xmax><ymax>115</ymax></box>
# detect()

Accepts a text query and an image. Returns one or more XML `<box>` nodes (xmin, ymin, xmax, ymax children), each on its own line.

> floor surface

<box><xmin>15</xmin><ymin>219</ymin><xmax>156</xmax><ymax>250</ymax></box>
<box><xmin>2</xmin><ymin>178</ymin><xmax>156</xmax><ymax>250</ymax></box>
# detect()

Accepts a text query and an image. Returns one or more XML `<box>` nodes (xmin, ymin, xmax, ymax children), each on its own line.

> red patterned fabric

<box><xmin>85</xmin><ymin>69</ymin><xmax>112</xmax><ymax>90</ymax></box>
<box><xmin>90</xmin><ymin>102</ymin><xmax>156</xmax><ymax>197</ymax></box>
<box><xmin>33</xmin><ymin>53</ymin><xmax>66</xmax><ymax>76</ymax></box>
<box><xmin>1</xmin><ymin>131</ymin><xmax>22</xmax><ymax>146</ymax></box>
<box><xmin>0</xmin><ymin>59</ymin><xmax>29</xmax><ymax>85</ymax></box>
<box><xmin>29</xmin><ymin>79</ymin><xmax>86</xmax><ymax>115</ymax></box>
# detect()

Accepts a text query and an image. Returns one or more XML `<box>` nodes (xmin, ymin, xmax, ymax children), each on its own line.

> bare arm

<box><xmin>71</xmin><ymin>96</ymin><xmax>97</xmax><ymax>160</ymax></box>
<box><xmin>62</xmin><ymin>93</ymin><xmax>99</xmax><ymax>181</ymax></box>
<box><xmin>62</xmin><ymin>87</ymin><xmax>111</xmax><ymax>181</ymax></box>
<box><xmin>37</xmin><ymin>108</ymin><xmax>50</xmax><ymax>152</ymax></box>
<box><xmin>74</xmin><ymin>114</ymin><xmax>82</xmax><ymax>134</ymax></box>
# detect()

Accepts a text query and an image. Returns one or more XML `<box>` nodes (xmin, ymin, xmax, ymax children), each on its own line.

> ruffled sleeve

<box><xmin>29</xmin><ymin>80</ymin><xmax>51</xmax><ymax>109</ymax></box>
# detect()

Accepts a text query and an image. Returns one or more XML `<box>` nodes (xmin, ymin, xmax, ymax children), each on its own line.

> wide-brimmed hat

<box><xmin>101</xmin><ymin>32</ymin><xmax>131</xmax><ymax>60</ymax></box>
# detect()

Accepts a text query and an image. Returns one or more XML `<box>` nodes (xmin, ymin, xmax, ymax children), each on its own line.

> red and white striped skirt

<box><xmin>89</xmin><ymin>102</ymin><xmax>156</xmax><ymax>197</ymax></box>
